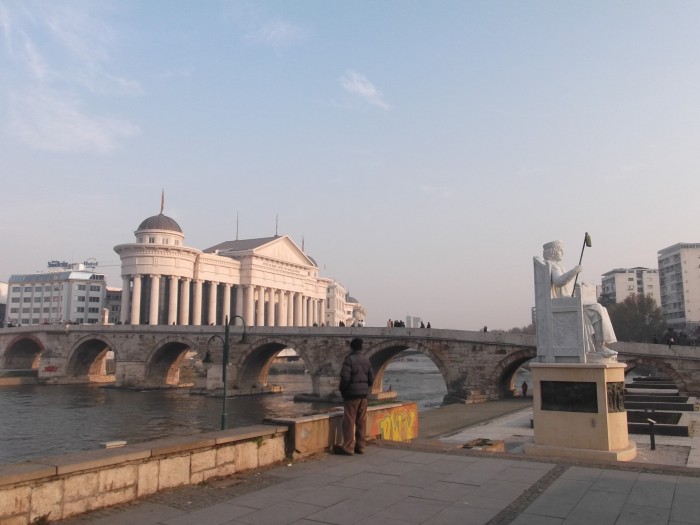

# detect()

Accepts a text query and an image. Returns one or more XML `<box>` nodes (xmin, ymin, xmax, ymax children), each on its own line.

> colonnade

<box><xmin>119</xmin><ymin>275</ymin><xmax>325</xmax><ymax>327</ymax></box>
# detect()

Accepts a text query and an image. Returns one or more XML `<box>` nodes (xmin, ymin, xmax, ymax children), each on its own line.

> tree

<box><xmin>607</xmin><ymin>294</ymin><xmax>666</xmax><ymax>343</ymax></box>
<box><xmin>507</xmin><ymin>323</ymin><xmax>535</xmax><ymax>335</ymax></box>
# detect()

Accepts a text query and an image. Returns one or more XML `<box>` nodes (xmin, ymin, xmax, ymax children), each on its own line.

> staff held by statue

<box><xmin>571</xmin><ymin>232</ymin><xmax>592</xmax><ymax>297</ymax></box>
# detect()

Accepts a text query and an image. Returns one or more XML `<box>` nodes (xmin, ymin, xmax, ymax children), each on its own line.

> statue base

<box><xmin>524</xmin><ymin>362</ymin><xmax>637</xmax><ymax>462</ymax></box>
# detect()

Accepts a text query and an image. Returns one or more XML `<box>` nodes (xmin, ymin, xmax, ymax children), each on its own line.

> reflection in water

<box><xmin>0</xmin><ymin>353</ymin><xmax>517</xmax><ymax>463</ymax></box>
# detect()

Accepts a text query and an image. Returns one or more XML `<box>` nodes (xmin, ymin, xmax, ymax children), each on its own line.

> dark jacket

<box><xmin>339</xmin><ymin>350</ymin><xmax>375</xmax><ymax>400</ymax></box>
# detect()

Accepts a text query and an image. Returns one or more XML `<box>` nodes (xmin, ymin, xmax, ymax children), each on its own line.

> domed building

<box><xmin>114</xmin><ymin>208</ymin><xmax>364</xmax><ymax>327</ymax></box>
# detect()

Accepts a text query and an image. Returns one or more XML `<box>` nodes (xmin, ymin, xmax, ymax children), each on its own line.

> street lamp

<box><xmin>204</xmin><ymin>315</ymin><xmax>248</xmax><ymax>430</ymax></box>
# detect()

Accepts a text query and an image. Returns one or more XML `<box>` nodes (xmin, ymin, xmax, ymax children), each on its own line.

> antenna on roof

<box><xmin>160</xmin><ymin>189</ymin><xmax>165</xmax><ymax>214</ymax></box>
<box><xmin>236</xmin><ymin>212</ymin><xmax>239</xmax><ymax>241</ymax></box>
<box><xmin>275</xmin><ymin>214</ymin><xmax>279</xmax><ymax>236</ymax></box>
<box><xmin>302</xmin><ymin>235</ymin><xmax>305</xmax><ymax>251</ymax></box>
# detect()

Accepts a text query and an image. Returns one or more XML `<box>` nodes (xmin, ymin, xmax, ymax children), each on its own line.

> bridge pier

<box><xmin>115</xmin><ymin>361</ymin><xmax>148</xmax><ymax>388</ymax></box>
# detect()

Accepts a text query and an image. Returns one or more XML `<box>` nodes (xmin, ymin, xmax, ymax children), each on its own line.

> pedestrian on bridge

<box><xmin>336</xmin><ymin>337</ymin><xmax>375</xmax><ymax>456</ymax></box>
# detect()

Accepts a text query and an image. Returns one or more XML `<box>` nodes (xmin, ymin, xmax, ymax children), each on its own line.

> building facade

<box><xmin>658</xmin><ymin>243</ymin><xmax>700</xmax><ymax>330</ymax></box>
<box><xmin>600</xmin><ymin>267</ymin><xmax>661</xmax><ymax>305</ymax></box>
<box><xmin>4</xmin><ymin>268</ymin><xmax>107</xmax><ymax>326</ymax></box>
<box><xmin>114</xmin><ymin>212</ymin><xmax>364</xmax><ymax>327</ymax></box>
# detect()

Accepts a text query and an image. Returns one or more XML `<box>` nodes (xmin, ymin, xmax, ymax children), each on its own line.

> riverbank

<box><xmin>418</xmin><ymin>397</ymin><xmax>532</xmax><ymax>439</ymax></box>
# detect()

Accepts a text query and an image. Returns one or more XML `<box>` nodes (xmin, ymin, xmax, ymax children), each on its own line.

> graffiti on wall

<box><xmin>369</xmin><ymin>405</ymin><xmax>418</xmax><ymax>442</ymax></box>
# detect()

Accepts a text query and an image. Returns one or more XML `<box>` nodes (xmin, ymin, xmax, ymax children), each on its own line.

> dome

<box><xmin>137</xmin><ymin>214</ymin><xmax>182</xmax><ymax>233</ymax></box>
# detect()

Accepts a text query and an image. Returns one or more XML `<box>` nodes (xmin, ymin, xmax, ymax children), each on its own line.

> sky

<box><xmin>2</xmin><ymin>1</ymin><xmax>700</xmax><ymax>331</ymax></box>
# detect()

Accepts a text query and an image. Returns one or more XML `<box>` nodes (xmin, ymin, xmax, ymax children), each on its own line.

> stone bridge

<box><xmin>1</xmin><ymin>326</ymin><xmax>699</xmax><ymax>403</ymax></box>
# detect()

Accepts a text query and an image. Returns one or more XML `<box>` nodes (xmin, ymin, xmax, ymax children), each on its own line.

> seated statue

<box><xmin>542</xmin><ymin>240</ymin><xmax>617</xmax><ymax>359</ymax></box>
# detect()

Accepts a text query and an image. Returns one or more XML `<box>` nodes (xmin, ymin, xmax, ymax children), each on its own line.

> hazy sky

<box><xmin>2</xmin><ymin>1</ymin><xmax>700</xmax><ymax>330</ymax></box>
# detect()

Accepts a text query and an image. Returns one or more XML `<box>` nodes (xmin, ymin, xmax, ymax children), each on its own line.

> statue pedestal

<box><xmin>525</xmin><ymin>362</ymin><xmax>637</xmax><ymax>462</ymax></box>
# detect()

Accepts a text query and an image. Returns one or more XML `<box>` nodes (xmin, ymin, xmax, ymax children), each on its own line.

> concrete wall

<box><xmin>0</xmin><ymin>425</ymin><xmax>287</xmax><ymax>525</ymax></box>
<box><xmin>0</xmin><ymin>402</ymin><xmax>420</xmax><ymax>524</ymax></box>
<box><xmin>271</xmin><ymin>402</ymin><xmax>419</xmax><ymax>457</ymax></box>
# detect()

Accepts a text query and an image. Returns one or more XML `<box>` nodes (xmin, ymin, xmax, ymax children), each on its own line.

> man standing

<box><xmin>336</xmin><ymin>337</ymin><xmax>375</xmax><ymax>455</ymax></box>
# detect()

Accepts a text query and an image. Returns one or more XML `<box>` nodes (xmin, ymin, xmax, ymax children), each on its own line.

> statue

<box><xmin>542</xmin><ymin>240</ymin><xmax>617</xmax><ymax>359</ymax></box>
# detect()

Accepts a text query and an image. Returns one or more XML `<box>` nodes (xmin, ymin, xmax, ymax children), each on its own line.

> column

<box><xmin>278</xmin><ymin>290</ymin><xmax>288</xmax><ymax>327</ymax></box>
<box><xmin>235</xmin><ymin>286</ymin><xmax>244</xmax><ymax>319</ymax></box>
<box><xmin>266</xmin><ymin>288</ymin><xmax>276</xmax><ymax>326</ymax></box>
<box><xmin>222</xmin><ymin>284</ymin><xmax>231</xmax><ymax>323</ymax></box>
<box><xmin>294</xmin><ymin>293</ymin><xmax>302</xmax><ymax>326</ymax></box>
<box><xmin>120</xmin><ymin>276</ymin><xmax>131</xmax><ymax>324</ymax></box>
<box><xmin>130</xmin><ymin>275</ymin><xmax>142</xmax><ymax>325</ymax></box>
<box><xmin>192</xmin><ymin>280</ymin><xmax>203</xmax><ymax>326</ymax></box>
<box><xmin>302</xmin><ymin>295</ymin><xmax>308</xmax><ymax>326</ymax></box>
<box><xmin>179</xmin><ymin>278</ymin><xmax>191</xmax><ymax>325</ymax></box>
<box><xmin>320</xmin><ymin>296</ymin><xmax>326</xmax><ymax>326</ymax></box>
<box><xmin>167</xmin><ymin>276</ymin><xmax>179</xmax><ymax>325</ymax></box>
<box><xmin>244</xmin><ymin>285</ymin><xmax>255</xmax><ymax>326</ymax></box>
<box><xmin>149</xmin><ymin>274</ymin><xmax>160</xmax><ymax>325</ymax></box>
<box><xmin>208</xmin><ymin>281</ymin><xmax>218</xmax><ymax>325</ymax></box>
<box><xmin>256</xmin><ymin>286</ymin><xmax>265</xmax><ymax>326</ymax></box>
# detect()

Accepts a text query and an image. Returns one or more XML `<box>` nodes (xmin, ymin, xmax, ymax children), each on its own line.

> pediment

<box><xmin>254</xmin><ymin>236</ymin><xmax>315</xmax><ymax>267</ymax></box>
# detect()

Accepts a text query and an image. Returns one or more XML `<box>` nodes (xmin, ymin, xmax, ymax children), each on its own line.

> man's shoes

<box><xmin>354</xmin><ymin>447</ymin><xmax>365</xmax><ymax>454</ymax></box>
<box><xmin>333</xmin><ymin>445</ymin><xmax>354</xmax><ymax>456</ymax></box>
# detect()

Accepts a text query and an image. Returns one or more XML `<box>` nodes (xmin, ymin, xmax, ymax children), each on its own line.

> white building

<box><xmin>0</xmin><ymin>281</ymin><xmax>7</xmax><ymax>327</ymax></box>
<box><xmin>105</xmin><ymin>287</ymin><xmax>122</xmax><ymax>324</ymax></box>
<box><xmin>600</xmin><ymin>267</ymin><xmax>660</xmax><ymax>305</ymax></box>
<box><xmin>658</xmin><ymin>243</ymin><xmax>700</xmax><ymax>330</ymax></box>
<box><xmin>5</xmin><ymin>267</ymin><xmax>107</xmax><ymax>326</ymax></box>
<box><xmin>114</xmin><ymin>211</ymin><xmax>365</xmax><ymax>327</ymax></box>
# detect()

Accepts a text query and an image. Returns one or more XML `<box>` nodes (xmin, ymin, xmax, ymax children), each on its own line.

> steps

<box><xmin>625</xmin><ymin>376</ymin><xmax>697</xmax><ymax>437</ymax></box>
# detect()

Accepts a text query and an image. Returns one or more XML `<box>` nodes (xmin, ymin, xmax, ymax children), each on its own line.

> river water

<box><xmin>0</xmin><ymin>354</ymin><xmax>529</xmax><ymax>464</ymax></box>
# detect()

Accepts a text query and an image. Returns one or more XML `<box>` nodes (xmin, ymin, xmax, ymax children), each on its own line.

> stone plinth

<box><xmin>525</xmin><ymin>362</ymin><xmax>637</xmax><ymax>462</ymax></box>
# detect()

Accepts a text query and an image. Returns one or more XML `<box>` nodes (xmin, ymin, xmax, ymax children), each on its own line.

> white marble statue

<box><xmin>543</xmin><ymin>240</ymin><xmax>617</xmax><ymax>359</ymax></box>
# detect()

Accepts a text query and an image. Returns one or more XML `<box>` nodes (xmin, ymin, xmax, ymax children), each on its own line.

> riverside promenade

<box><xmin>58</xmin><ymin>400</ymin><xmax>700</xmax><ymax>525</ymax></box>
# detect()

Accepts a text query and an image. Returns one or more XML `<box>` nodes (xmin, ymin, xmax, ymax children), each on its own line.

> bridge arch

<box><xmin>235</xmin><ymin>337</ymin><xmax>313</xmax><ymax>390</ymax></box>
<box><xmin>366</xmin><ymin>339</ymin><xmax>449</xmax><ymax>396</ymax></box>
<box><xmin>620</xmin><ymin>356</ymin><xmax>689</xmax><ymax>394</ymax></box>
<box><xmin>144</xmin><ymin>336</ymin><xmax>199</xmax><ymax>387</ymax></box>
<box><xmin>491</xmin><ymin>347</ymin><xmax>537</xmax><ymax>397</ymax></box>
<box><xmin>66</xmin><ymin>335</ymin><xmax>116</xmax><ymax>381</ymax></box>
<box><xmin>3</xmin><ymin>335</ymin><xmax>45</xmax><ymax>369</ymax></box>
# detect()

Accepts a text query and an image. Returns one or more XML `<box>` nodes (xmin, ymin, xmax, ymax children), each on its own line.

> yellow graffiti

<box><xmin>377</xmin><ymin>410</ymin><xmax>417</xmax><ymax>442</ymax></box>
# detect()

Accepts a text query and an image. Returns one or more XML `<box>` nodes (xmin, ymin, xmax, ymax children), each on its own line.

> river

<box><xmin>0</xmin><ymin>354</ymin><xmax>530</xmax><ymax>464</ymax></box>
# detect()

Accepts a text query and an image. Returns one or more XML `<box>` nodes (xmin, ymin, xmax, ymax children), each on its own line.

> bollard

<box><xmin>647</xmin><ymin>418</ymin><xmax>656</xmax><ymax>450</ymax></box>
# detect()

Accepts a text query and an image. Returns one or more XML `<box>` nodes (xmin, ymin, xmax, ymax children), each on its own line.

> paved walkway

<box><xmin>59</xmin><ymin>442</ymin><xmax>700</xmax><ymax>525</ymax></box>
<box><xmin>57</xmin><ymin>401</ymin><xmax>700</xmax><ymax>525</ymax></box>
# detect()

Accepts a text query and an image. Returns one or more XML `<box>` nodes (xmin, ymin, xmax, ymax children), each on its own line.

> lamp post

<box><xmin>205</xmin><ymin>314</ymin><xmax>248</xmax><ymax>430</ymax></box>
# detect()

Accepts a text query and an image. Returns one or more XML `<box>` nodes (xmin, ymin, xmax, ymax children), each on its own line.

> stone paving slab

<box><xmin>57</xmin><ymin>441</ymin><xmax>700</xmax><ymax>525</ymax></box>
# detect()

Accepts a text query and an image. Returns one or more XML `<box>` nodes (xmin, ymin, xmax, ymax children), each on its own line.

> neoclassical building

<box><xmin>114</xmin><ymin>211</ymin><xmax>363</xmax><ymax>327</ymax></box>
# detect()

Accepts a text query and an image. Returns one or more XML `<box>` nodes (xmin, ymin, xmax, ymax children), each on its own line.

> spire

<box><xmin>160</xmin><ymin>189</ymin><xmax>165</xmax><ymax>214</ymax></box>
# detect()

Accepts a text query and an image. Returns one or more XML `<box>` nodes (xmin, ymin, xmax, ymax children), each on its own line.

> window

<box><xmin>33</xmin><ymin>308</ymin><xmax>40</xmax><ymax>314</ymax></box>
<box><xmin>24</xmin><ymin>287</ymin><xmax>31</xmax><ymax>292</ymax></box>
<box><xmin>22</xmin><ymin>308</ymin><xmax>30</xmax><ymax>313</ymax></box>
<box><xmin>77</xmin><ymin>285</ymin><xmax>86</xmax><ymax>290</ymax></box>
<box><xmin>44</xmin><ymin>297</ymin><xmax>50</xmax><ymax>302</ymax></box>
<box><xmin>174</xmin><ymin>240</ymin><xmax>180</xmax><ymax>245</ymax></box>
<box><xmin>163</xmin><ymin>238</ymin><xmax>169</xmax><ymax>244</ymax></box>
<box><xmin>12</xmin><ymin>286</ymin><xmax>20</xmax><ymax>292</ymax></box>
<box><xmin>34</xmin><ymin>297</ymin><xmax>41</xmax><ymax>302</ymax></box>
<box><xmin>88</xmin><ymin>307</ymin><xmax>99</xmax><ymax>313</ymax></box>
<box><xmin>89</xmin><ymin>285</ymin><xmax>100</xmax><ymax>291</ymax></box>
<box><xmin>10</xmin><ymin>308</ymin><xmax>18</xmax><ymax>313</ymax></box>
<box><xmin>23</xmin><ymin>298</ymin><xmax>31</xmax><ymax>303</ymax></box>
<box><xmin>76</xmin><ymin>307</ymin><xmax>85</xmax><ymax>313</ymax></box>
<box><xmin>43</xmin><ymin>307</ymin><xmax>50</xmax><ymax>313</ymax></box>
<box><xmin>44</xmin><ymin>286</ymin><xmax>51</xmax><ymax>291</ymax></box>
<box><xmin>149</xmin><ymin>236</ymin><xmax>156</xmax><ymax>243</ymax></box>
<box><xmin>76</xmin><ymin>296</ymin><xmax>85</xmax><ymax>302</ymax></box>
<box><xmin>11</xmin><ymin>298</ymin><xmax>20</xmax><ymax>303</ymax></box>
<box><xmin>89</xmin><ymin>297</ymin><xmax>100</xmax><ymax>303</ymax></box>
